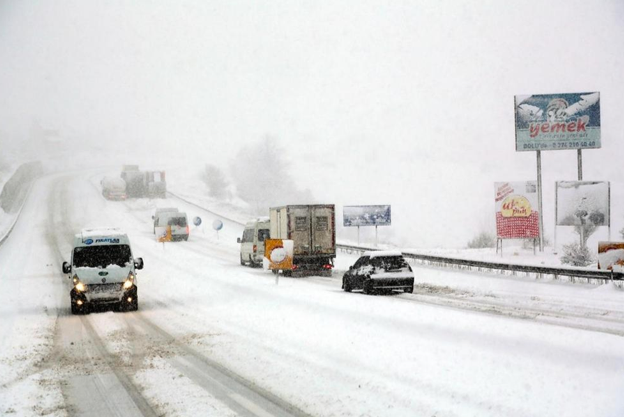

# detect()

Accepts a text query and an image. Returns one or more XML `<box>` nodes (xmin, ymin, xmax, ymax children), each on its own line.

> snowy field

<box><xmin>1</xmin><ymin>170</ymin><xmax>624</xmax><ymax>416</ymax></box>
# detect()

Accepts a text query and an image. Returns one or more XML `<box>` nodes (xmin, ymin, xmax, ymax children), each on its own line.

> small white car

<box><xmin>62</xmin><ymin>228</ymin><xmax>144</xmax><ymax>314</ymax></box>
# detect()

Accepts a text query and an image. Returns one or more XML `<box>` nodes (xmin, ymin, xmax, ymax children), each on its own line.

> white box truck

<box><xmin>269</xmin><ymin>205</ymin><xmax>335</xmax><ymax>276</ymax></box>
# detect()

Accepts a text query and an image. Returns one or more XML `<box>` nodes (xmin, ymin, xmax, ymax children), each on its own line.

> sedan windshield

<box><xmin>73</xmin><ymin>244</ymin><xmax>132</xmax><ymax>268</ymax></box>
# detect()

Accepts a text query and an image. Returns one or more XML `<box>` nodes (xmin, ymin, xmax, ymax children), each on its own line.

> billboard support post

<box><xmin>577</xmin><ymin>149</ymin><xmax>583</xmax><ymax>181</ymax></box>
<box><xmin>375</xmin><ymin>225</ymin><xmax>378</xmax><ymax>248</ymax></box>
<box><xmin>554</xmin><ymin>183</ymin><xmax>558</xmax><ymax>253</ymax></box>
<box><xmin>537</xmin><ymin>151</ymin><xmax>544</xmax><ymax>252</ymax></box>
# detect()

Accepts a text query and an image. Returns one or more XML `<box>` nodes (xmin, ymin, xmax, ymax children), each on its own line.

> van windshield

<box><xmin>258</xmin><ymin>229</ymin><xmax>270</xmax><ymax>242</ymax></box>
<box><xmin>73</xmin><ymin>245</ymin><xmax>132</xmax><ymax>268</ymax></box>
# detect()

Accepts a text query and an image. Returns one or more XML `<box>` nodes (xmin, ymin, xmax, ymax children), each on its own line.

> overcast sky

<box><xmin>1</xmin><ymin>0</ymin><xmax>623</xmax><ymax>247</ymax></box>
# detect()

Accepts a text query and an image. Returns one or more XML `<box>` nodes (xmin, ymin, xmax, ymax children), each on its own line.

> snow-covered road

<box><xmin>2</xmin><ymin>170</ymin><xmax>624</xmax><ymax>416</ymax></box>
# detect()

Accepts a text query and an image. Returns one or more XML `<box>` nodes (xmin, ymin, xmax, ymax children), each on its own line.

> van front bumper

<box><xmin>71</xmin><ymin>285</ymin><xmax>138</xmax><ymax>305</ymax></box>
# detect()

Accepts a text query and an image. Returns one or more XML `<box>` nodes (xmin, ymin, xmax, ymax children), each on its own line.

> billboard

<box><xmin>494</xmin><ymin>182</ymin><xmax>539</xmax><ymax>239</ymax></box>
<box><xmin>343</xmin><ymin>205</ymin><xmax>391</xmax><ymax>227</ymax></box>
<box><xmin>556</xmin><ymin>181</ymin><xmax>610</xmax><ymax>226</ymax></box>
<box><xmin>597</xmin><ymin>242</ymin><xmax>624</xmax><ymax>272</ymax></box>
<box><xmin>515</xmin><ymin>92</ymin><xmax>601</xmax><ymax>152</ymax></box>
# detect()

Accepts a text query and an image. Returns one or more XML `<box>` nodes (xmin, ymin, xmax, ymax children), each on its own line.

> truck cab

<box><xmin>62</xmin><ymin>228</ymin><xmax>144</xmax><ymax>314</ymax></box>
<box><xmin>238</xmin><ymin>217</ymin><xmax>271</xmax><ymax>267</ymax></box>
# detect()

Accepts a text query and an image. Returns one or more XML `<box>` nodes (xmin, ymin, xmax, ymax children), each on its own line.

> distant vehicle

<box><xmin>237</xmin><ymin>217</ymin><xmax>270</xmax><ymax>267</ymax></box>
<box><xmin>152</xmin><ymin>207</ymin><xmax>179</xmax><ymax>233</ymax></box>
<box><xmin>157</xmin><ymin>212</ymin><xmax>189</xmax><ymax>241</ymax></box>
<box><xmin>270</xmin><ymin>205</ymin><xmax>335</xmax><ymax>276</ymax></box>
<box><xmin>100</xmin><ymin>176</ymin><xmax>127</xmax><ymax>200</ymax></box>
<box><xmin>342</xmin><ymin>251</ymin><xmax>414</xmax><ymax>294</ymax></box>
<box><xmin>120</xmin><ymin>166</ymin><xmax>166</xmax><ymax>198</ymax></box>
<box><xmin>62</xmin><ymin>228</ymin><xmax>144</xmax><ymax>314</ymax></box>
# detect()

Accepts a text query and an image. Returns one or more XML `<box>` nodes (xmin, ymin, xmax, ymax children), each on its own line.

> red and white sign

<box><xmin>494</xmin><ymin>182</ymin><xmax>539</xmax><ymax>239</ymax></box>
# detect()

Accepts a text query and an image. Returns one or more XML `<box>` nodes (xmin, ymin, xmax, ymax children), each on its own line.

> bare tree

<box><xmin>230</xmin><ymin>136</ymin><xmax>313</xmax><ymax>214</ymax></box>
<box><xmin>203</xmin><ymin>164</ymin><xmax>229</xmax><ymax>200</ymax></box>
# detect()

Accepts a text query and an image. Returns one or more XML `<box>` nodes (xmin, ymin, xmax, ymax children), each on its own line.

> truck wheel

<box><xmin>343</xmin><ymin>278</ymin><xmax>352</xmax><ymax>292</ymax></box>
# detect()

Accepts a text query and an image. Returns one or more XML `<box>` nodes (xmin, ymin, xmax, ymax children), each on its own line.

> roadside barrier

<box><xmin>337</xmin><ymin>243</ymin><xmax>624</xmax><ymax>284</ymax></box>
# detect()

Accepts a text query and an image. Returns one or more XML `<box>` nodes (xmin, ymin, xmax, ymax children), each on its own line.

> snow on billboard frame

<box><xmin>514</xmin><ymin>92</ymin><xmax>601</xmax><ymax>152</ymax></box>
<box><xmin>494</xmin><ymin>182</ymin><xmax>539</xmax><ymax>239</ymax></box>
<box><xmin>343</xmin><ymin>205</ymin><xmax>391</xmax><ymax>227</ymax></box>
<box><xmin>555</xmin><ymin>181</ymin><xmax>610</xmax><ymax>227</ymax></box>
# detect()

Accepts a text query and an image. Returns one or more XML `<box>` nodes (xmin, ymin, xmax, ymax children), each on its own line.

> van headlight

<box><xmin>74</xmin><ymin>281</ymin><xmax>87</xmax><ymax>292</ymax></box>
<box><xmin>123</xmin><ymin>273</ymin><xmax>135</xmax><ymax>290</ymax></box>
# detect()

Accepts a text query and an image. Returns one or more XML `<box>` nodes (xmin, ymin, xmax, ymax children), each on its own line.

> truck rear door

<box><xmin>310</xmin><ymin>206</ymin><xmax>335</xmax><ymax>255</ymax></box>
<box><xmin>289</xmin><ymin>206</ymin><xmax>312</xmax><ymax>256</ymax></box>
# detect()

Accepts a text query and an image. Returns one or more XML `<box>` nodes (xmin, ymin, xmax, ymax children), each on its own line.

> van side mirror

<box><xmin>135</xmin><ymin>257</ymin><xmax>144</xmax><ymax>270</ymax></box>
<box><xmin>237</xmin><ymin>237</ymin><xmax>241</xmax><ymax>244</ymax></box>
<box><xmin>62</xmin><ymin>262</ymin><xmax>71</xmax><ymax>274</ymax></box>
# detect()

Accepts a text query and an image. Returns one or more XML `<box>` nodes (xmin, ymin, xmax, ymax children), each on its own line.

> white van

<box><xmin>157</xmin><ymin>212</ymin><xmax>189</xmax><ymax>241</ymax></box>
<box><xmin>62</xmin><ymin>228</ymin><xmax>144</xmax><ymax>314</ymax></box>
<box><xmin>237</xmin><ymin>217</ymin><xmax>270</xmax><ymax>266</ymax></box>
<box><xmin>152</xmin><ymin>207</ymin><xmax>178</xmax><ymax>233</ymax></box>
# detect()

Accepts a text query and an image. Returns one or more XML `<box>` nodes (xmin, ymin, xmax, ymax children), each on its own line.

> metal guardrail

<box><xmin>336</xmin><ymin>243</ymin><xmax>624</xmax><ymax>282</ymax></box>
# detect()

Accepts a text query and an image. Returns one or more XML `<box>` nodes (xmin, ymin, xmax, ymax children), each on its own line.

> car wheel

<box><xmin>363</xmin><ymin>280</ymin><xmax>374</xmax><ymax>295</ymax></box>
<box><xmin>343</xmin><ymin>277</ymin><xmax>352</xmax><ymax>292</ymax></box>
<box><xmin>404</xmin><ymin>286</ymin><xmax>414</xmax><ymax>294</ymax></box>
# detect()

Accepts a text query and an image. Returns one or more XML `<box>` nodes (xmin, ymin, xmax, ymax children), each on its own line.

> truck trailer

<box><xmin>269</xmin><ymin>205</ymin><xmax>335</xmax><ymax>276</ymax></box>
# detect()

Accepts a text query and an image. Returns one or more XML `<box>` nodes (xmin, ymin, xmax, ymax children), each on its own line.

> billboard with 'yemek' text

<box><xmin>515</xmin><ymin>92</ymin><xmax>601</xmax><ymax>152</ymax></box>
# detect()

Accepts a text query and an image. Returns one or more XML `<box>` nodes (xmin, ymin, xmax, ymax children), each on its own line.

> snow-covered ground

<box><xmin>1</xmin><ymin>169</ymin><xmax>624</xmax><ymax>417</ymax></box>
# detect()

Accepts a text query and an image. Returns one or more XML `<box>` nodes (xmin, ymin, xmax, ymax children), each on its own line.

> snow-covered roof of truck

<box><xmin>73</xmin><ymin>228</ymin><xmax>130</xmax><ymax>246</ymax></box>
<box><xmin>80</xmin><ymin>227</ymin><xmax>126</xmax><ymax>238</ymax></box>
<box><xmin>244</xmin><ymin>217</ymin><xmax>270</xmax><ymax>227</ymax></box>
<box><xmin>363</xmin><ymin>250</ymin><xmax>403</xmax><ymax>258</ymax></box>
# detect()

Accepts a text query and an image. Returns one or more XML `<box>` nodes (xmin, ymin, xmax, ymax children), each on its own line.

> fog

<box><xmin>1</xmin><ymin>0</ymin><xmax>623</xmax><ymax>248</ymax></box>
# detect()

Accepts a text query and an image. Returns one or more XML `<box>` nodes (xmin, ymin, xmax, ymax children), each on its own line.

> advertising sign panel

<box><xmin>555</xmin><ymin>181</ymin><xmax>610</xmax><ymax>226</ymax></box>
<box><xmin>263</xmin><ymin>239</ymin><xmax>294</xmax><ymax>271</ymax></box>
<box><xmin>343</xmin><ymin>205</ymin><xmax>391</xmax><ymax>227</ymax></box>
<box><xmin>515</xmin><ymin>92</ymin><xmax>601</xmax><ymax>152</ymax></box>
<box><xmin>494</xmin><ymin>182</ymin><xmax>539</xmax><ymax>239</ymax></box>
<box><xmin>597</xmin><ymin>242</ymin><xmax>624</xmax><ymax>272</ymax></box>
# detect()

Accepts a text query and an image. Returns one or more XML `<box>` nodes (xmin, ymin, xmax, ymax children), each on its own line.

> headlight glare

<box><xmin>123</xmin><ymin>272</ymin><xmax>135</xmax><ymax>290</ymax></box>
<box><xmin>75</xmin><ymin>282</ymin><xmax>86</xmax><ymax>292</ymax></box>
